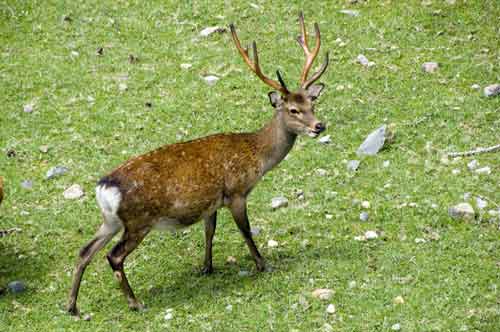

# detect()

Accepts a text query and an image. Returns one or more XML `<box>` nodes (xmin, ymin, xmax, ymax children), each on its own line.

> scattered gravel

<box><xmin>271</xmin><ymin>196</ymin><xmax>288</xmax><ymax>210</ymax></box>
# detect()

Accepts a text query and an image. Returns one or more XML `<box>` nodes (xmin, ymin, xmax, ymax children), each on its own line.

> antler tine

<box><xmin>302</xmin><ymin>51</ymin><xmax>329</xmax><ymax>89</ymax></box>
<box><xmin>229</xmin><ymin>23</ymin><xmax>288</xmax><ymax>94</ymax></box>
<box><xmin>297</xmin><ymin>12</ymin><xmax>322</xmax><ymax>86</ymax></box>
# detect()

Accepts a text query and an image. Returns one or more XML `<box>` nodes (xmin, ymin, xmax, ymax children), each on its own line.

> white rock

<box><xmin>199</xmin><ymin>26</ymin><xmax>226</xmax><ymax>37</ymax></box>
<box><xmin>391</xmin><ymin>323</ymin><xmax>401</xmax><ymax>331</ymax></box>
<box><xmin>470</xmin><ymin>84</ymin><xmax>480</xmax><ymax>90</ymax></box>
<box><xmin>63</xmin><ymin>184</ymin><xmax>84</xmax><ymax>199</ymax></box>
<box><xmin>422</xmin><ymin>62</ymin><xmax>439</xmax><ymax>73</ymax></box>
<box><xmin>118</xmin><ymin>83</ymin><xmax>128</xmax><ymax>91</ymax></box>
<box><xmin>339</xmin><ymin>9</ymin><xmax>360</xmax><ymax>17</ymax></box>
<box><xmin>180</xmin><ymin>63</ymin><xmax>192</xmax><ymax>69</ymax></box>
<box><xmin>226</xmin><ymin>256</ymin><xmax>237</xmax><ymax>264</ymax></box>
<box><xmin>452</xmin><ymin>169</ymin><xmax>461</xmax><ymax>175</ymax></box>
<box><xmin>319</xmin><ymin>135</ymin><xmax>331</xmax><ymax>144</ymax></box>
<box><xmin>414</xmin><ymin>238</ymin><xmax>426</xmax><ymax>244</ymax></box>
<box><xmin>348</xmin><ymin>280</ymin><xmax>357</xmax><ymax>288</ymax></box>
<box><xmin>312</xmin><ymin>288</ymin><xmax>334</xmax><ymax>300</ymax></box>
<box><xmin>364</xmin><ymin>230</ymin><xmax>378</xmax><ymax>240</ymax></box>
<box><xmin>203</xmin><ymin>75</ymin><xmax>219</xmax><ymax>86</ymax></box>
<box><xmin>357</xmin><ymin>125</ymin><xmax>386</xmax><ymax>156</ymax></box>
<box><xmin>271</xmin><ymin>196</ymin><xmax>288</xmax><ymax>210</ymax></box>
<box><xmin>164</xmin><ymin>312</ymin><xmax>173</xmax><ymax>320</ymax></box>
<box><xmin>475</xmin><ymin>197</ymin><xmax>487</xmax><ymax>210</ymax></box>
<box><xmin>488</xmin><ymin>210</ymin><xmax>500</xmax><ymax>218</ymax></box>
<box><xmin>316</xmin><ymin>168</ymin><xmax>328</xmax><ymax>176</ymax></box>
<box><xmin>323</xmin><ymin>323</ymin><xmax>334</xmax><ymax>332</ymax></box>
<box><xmin>467</xmin><ymin>159</ymin><xmax>479</xmax><ymax>170</ymax></box>
<box><xmin>357</xmin><ymin>54</ymin><xmax>375</xmax><ymax>67</ymax></box>
<box><xmin>484</xmin><ymin>84</ymin><xmax>500</xmax><ymax>97</ymax></box>
<box><xmin>325</xmin><ymin>214</ymin><xmax>333</xmax><ymax>220</ymax></box>
<box><xmin>383</xmin><ymin>160</ymin><xmax>390</xmax><ymax>168</ymax></box>
<box><xmin>225</xmin><ymin>304</ymin><xmax>233</xmax><ymax>311</ymax></box>
<box><xmin>267</xmin><ymin>239</ymin><xmax>279</xmax><ymax>248</ymax></box>
<box><xmin>448</xmin><ymin>202</ymin><xmax>475</xmax><ymax>220</ymax></box>
<box><xmin>393</xmin><ymin>295</ymin><xmax>405</xmax><ymax>304</ymax></box>
<box><xmin>361</xmin><ymin>201</ymin><xmax>371</xmax><ymax>209</ymax></box>
<box><xmin>463</xmin><ymin>192</ymin><xmax>472</xmax><ymax>200</ymax></box>
<box><xmin>475</xmin><ymin>166</ymin><xmax>491</xmax><ymax>175</ymax></box>
<box><xmin>347</xmin><ymin>159</ymin><xmax>360</xmax><ymax>171</ymax></box>
<box><xmin>359</xmin><ymin>212</ymin><xmax>369</xmax><ymax>222</ymax></box>
<box><xmin>326</xmin><ymin>304</ymin><xmax>336</xmax><ymax>314</ymax></box>
<box><xmin>23</xmin><ymin>103</ymin><xmax>35</xmax><ymax>113</ymax></box>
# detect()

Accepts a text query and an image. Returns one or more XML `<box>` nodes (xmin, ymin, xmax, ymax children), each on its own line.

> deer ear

<box><xmin>268</xmin><ymin>91</ymin><xmax>283</xmax><ymax>108</ymax></box>
<box><xmin>307</xmin><ymin>83</ymin><xmax>325</xmax><ymax>101</ymax></box>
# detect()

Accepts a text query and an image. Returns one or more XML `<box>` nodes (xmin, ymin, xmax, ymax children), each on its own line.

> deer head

<box><xmin>230</xmin><ymin>12</ymin><xmax>329</xmax><ymax>138</ymax></box>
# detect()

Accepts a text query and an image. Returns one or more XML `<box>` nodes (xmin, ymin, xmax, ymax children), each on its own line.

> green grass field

<box><xmin>1</xmin><ymin>1</ymin><xmax>499</xmax><ymax>331</ymax></box>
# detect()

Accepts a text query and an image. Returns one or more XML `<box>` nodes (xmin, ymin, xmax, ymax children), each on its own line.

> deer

<box><xmin>67</xmin><ymin>12</ymin><xmax>329</xmax><ymax>315</ymax></box>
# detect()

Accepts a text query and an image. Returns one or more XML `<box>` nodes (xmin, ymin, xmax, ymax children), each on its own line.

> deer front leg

<box><xmin>229</xmin><ymin>196</ymin><xmax>266</xmax><ymax>272</ymax></box>
<box><xmin>201</xmin><ymin>212</ymin><xmax>217</xmax><ymax>274</ymax></box>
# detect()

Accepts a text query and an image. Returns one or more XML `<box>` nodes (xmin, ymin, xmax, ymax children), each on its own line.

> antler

<box><xmin>229</xmin><ymin>24</ymin><xmax>289</xmax><ymax>94</ymax></box>
<box><xmin>297</xmin><ymin>12</ymin><xmax>329</xmax><ymax>89</ymax></box>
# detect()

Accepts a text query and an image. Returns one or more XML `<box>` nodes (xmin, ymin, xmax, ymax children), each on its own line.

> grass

<box><xmin>1</xmin><ymin>0</ymin><xmax>499</xmax><ymax>331</ymax></box>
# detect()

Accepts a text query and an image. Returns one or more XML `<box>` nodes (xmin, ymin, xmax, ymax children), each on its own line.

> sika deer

<box><xmin>67</xmin><ymin>12</ymin><xmax>329</xmax><ymax>315</ymax></box>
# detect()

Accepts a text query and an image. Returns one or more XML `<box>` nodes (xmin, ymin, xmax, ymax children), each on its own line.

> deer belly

<box><xmin>153</xmin><ymin>217</ymin><xmax>190</xmax><ymax>231</ymax></box>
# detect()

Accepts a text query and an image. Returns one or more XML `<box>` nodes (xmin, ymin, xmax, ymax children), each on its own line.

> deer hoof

<box><xmin>67</xmin><ymin>304</ymin><xmax>80</xmax><ymax>317</ymax></box>
<box><xmin>256</xmin><ymin>260</ymin><xmax>266</xmax><ymax>272</ymax></box>
<box><xmin>129</xmin><ymin>301</ymin><xmax>146</xmax><ymax>312</ymax></box>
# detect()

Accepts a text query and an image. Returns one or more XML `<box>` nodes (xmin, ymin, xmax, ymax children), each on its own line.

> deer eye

<box><xmin>290</xmin><ymin>108</ymin><xmax>299</xmax><ymax>115</ymax></box>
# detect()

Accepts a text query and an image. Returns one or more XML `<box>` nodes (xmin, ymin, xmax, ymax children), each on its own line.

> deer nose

<box><xmin>315</xmin><ymin>122</ymin><xmax>326</xmax><ymax>133</ymax></box>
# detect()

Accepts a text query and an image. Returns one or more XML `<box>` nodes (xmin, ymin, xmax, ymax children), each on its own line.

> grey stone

<box><xmin>359</xmin><ymin>211</ymin><xmax>369</xmax><ymax>222</ymax></box>
<box><xmin>46</xmin><ymin>166</ymin><xmax>69</xmax><ymax>179</ymax></box>
<box><xmin>200</xmin><ymin>26</ymin><xmax>226</xmax><ymax>37</ymax></box>
<box><xmin>271</xmin><ymin>196</ymin><xmax>288</xmax><ymax>210</ymax></box>
<box><xmin>203</xmin><ymin>75</ymin><xmax>219</xmax><ymax>86</ymax></box>
<box><xmin>484</xmin><ymin>84</ymin><xmax>500</xmax><ymax>97</ymax></box>
<box><xmin>356</xmin><ymin>54</ymin><xmax>375</xmax><ymax>67</ymax></box>
<box><xmin>448</xmin><ymin>202</ymin><xmax>475</xmax><ymax>220</ymax></box>
<box><xmin>364</xmin><ymin>230</ymin><xmax>378</xmax><ymax>240</ymax></box>
<box><xmin>357</xmin><ymin>125</ymin><xmax>386</xmax><ymax>156</ymax></box>
<box><xmin>318</xmin><ymin>135</ymin><xmax>331</xmax><ymax>144</ymax></box>
<box><xmin>8</xmin><ymin>281</ymin><xmax>26</xmax><ymax>294</ymax></box>
<box><xmin>23</xmin><ymin>103</ymin><xmax>35</xmax><ymax>113</ymax></box>
<box><xmin>63</xmin><ymin>184</ymin><xmax>84</xmax><ymax>199</ymax></box>
<box><xmin>21</xmin><ymin>180</ymin><xmax>33</xmax><ymax>190</ymax></box>
<box><xmin>339</xmin><ymin>9</ymin><xmax>360</xmax><ymax>17</ymax></box>
<box><xmin>467</xmin><ymin>159</ymin><xmax>478</xmax><ymax>171</ymax></box>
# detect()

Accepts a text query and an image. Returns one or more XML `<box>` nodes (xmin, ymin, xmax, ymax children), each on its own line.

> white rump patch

<box><xmin>96</xmin><ymin>185</ymin><xmax>123</xmax><ymax>233</ymax></box>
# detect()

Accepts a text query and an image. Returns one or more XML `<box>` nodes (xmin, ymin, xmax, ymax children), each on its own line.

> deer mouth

<box><xmin>307</xmin><ymin>129</ymin><xmax>321</xmax><ymax>138</ymax></box>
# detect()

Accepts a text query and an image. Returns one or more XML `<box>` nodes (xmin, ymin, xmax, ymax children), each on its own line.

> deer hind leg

<box><xmin>229</xmin><ymin>196</ymin><xmax>266</xmax><ymax>272</ymax></box>
<box><xmin>67</xmin><ymin>220</ymin><xmax>122</xmax><ymax>316</ymax></box>
<box><xmin>107</xmin><ymin>226</ymin><xmax>150</xmax><ymax>310</ymax></box>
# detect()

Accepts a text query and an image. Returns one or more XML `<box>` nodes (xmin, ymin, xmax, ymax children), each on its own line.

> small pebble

<box><xmin>347</xmin><ymin>160</ymin><xmax>360</xmax><ymax>171</ymax></box>
<box><xmin>180</xmin><ymin>63</ymin><xmax>192</xmax><ymax>69</ymax></box>
<box><xmin>393</xmin><ymin>296</ymin><xmax>405</xmax><ymax>304</ymax></box>
<box><xmin>267</xmin><ymin>239</ymin><xmax>279</xmax><ymax>248</ymax></box>
<box><xmin>359</xmin><ymin>211</ymin><xmax>369</xmax><ymax>222</ymax></box>
<box><xmin>21</xmin><ymin>180</ymin><xmax>33</xmax><ymax>190</ymax></box>
<box><xmin>199</xmin><ymin>26</ymin><xmax>226</xmax><ymax>37</ymax></box>
<box><xmin>470</xmin><ymin>84</ymin><xmax>480</xmax><ymax>90</ymax></box>
<box><xmin>361</xmin><ymin>201</ymin><xmax>370</xmax><ymax>209</ymax></box>
<box><xmin>391</xmin><ymin>323</ymin><xmax>401</xmax><ymax>331</ymax></box>
<box><xmin>356</xmin><ymin>54</ymin><xmax>375</xmax><ymax>67</ymax></box>
<box><xmin>414</xmin><ymin>238</ymin><xmax>426</xmax><ymax>244</ymax></box>
<box><xmin>8</xmin><ymin>281</ymin><xmax>26</xmax><ymax>294</ymax></box>
<box><xmin>339</xmin><ymin>9</ymin><xmax>360</xmax><ymax>17</ymax></box>
<box><xmin>467</xmin><ymin>159</ymin><xmax>478</xmax><ymax>171</ymax></box>
<box><xmin>422</xmin><ymin>62</ymin><xmax>439</xmax><ymax>73</ymax></box>
<box><xmin>271</xmin><ymin>196</ymin><xmax>288</xmax><ymax>210</ymax></box>
<box><xmin>226</xmin><ymin>256</ymin><xmax>237</xmax><ymax>264</ymax></box>
<box><xmin>383</xmin><ymin>160</ymin><xmax>390</xmax><ymax>168</ymax></box>
<box><xmin>475</xmin><ymin>197</ymin><xmax>487</xmax><ymax>210</ymax></box>
<box><xmin>63</xmin><ymin>184</ymin><xmax>84</xmax><ymax>200</ymax></box>
<box><xmin>83</xmin><ymin>314</ymin><xmax>92</xmax><ymax>321</ymax></box>
<box><xmin>39</xmin><ymin>145</ymin><xmax>49</xmax><ymax>153</ymax></box>
<box><xmin>448</xmin><ymin>202</ymin><xmax>475</xmax><ymax>220</ymax></box>
<box><xmin>316</xmin><ymin>168</ymin><xmax>328</xmax><ymax>176</ymax></box>
<box><xmin>357</xmin><ymin>125</ymin><xmax>386</xmax><ymax>156</ymax></box>
<box><xmin>238</xmin><ymin>270</ymin><xmax>250</xmax><ymax>277</ymax></box>
<box><xmin>318</xmin><ymin>135</ymin><xmax>331</xmax><ymax>144</ymax></box>
<box><xmin>484</xmin><ymin>84</ymin><xmax>500</xmax><ymax>97</ymax></box>
<box><xmin>312</xmin><ymin>288</ymin><xmax>334</xmax><ymax>300</ymax></box>
<box><xmin>475</xmin><ymin>166</ymin><xmax>491</xmax><ymax>175</ymax></box>
<box><xmin>23</xmin><ymin>103</ymin><xmax>35</xmax><ymax>113</ymax></box>
<box><xmin>326</xmin><ymin>304</ymin><xmax>336</xmax><ymax>314</ymax></box>
<box><xmin>118</xmin><ymin>83</ymin><xmax>128</xmax><ymax>91</ymax></box>
<box><xmin>225</xmin><ymin>304</ymin><xmax>233</xmax><ymax>312</ymax></box>
<box><xmin>203</xmin><ymin>75</ymin><xmax>219</xmax><ymax>86</ymax></box>
<box><xmin>452</xmin><ymin>169</ymin><xmax>461</xmax><ymax>175</ymax></box>
<box><xmin>364</xmin><ymin>230</ymin><xmax>378</xmax><ymax>240</ymax></box>
<box><xmin>46</xmin><ymin>166</ymin><xmax>69</xmax><ymax>179</ymax></box>
<box><xmin>325</xmin><ymin>214</ymin><xmax>333</xmax><ymax>220</ymax></box>
<box><xmin>164</xmin><ymin>312</ymin><xmax>173</xmax><ymax>321</ymax></box>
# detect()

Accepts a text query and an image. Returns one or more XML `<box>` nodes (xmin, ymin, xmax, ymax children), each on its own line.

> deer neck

<box><xmin>256</xmin><ymin>111</ymin><xmax>297</xmax><ymax>174</ymax></box>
